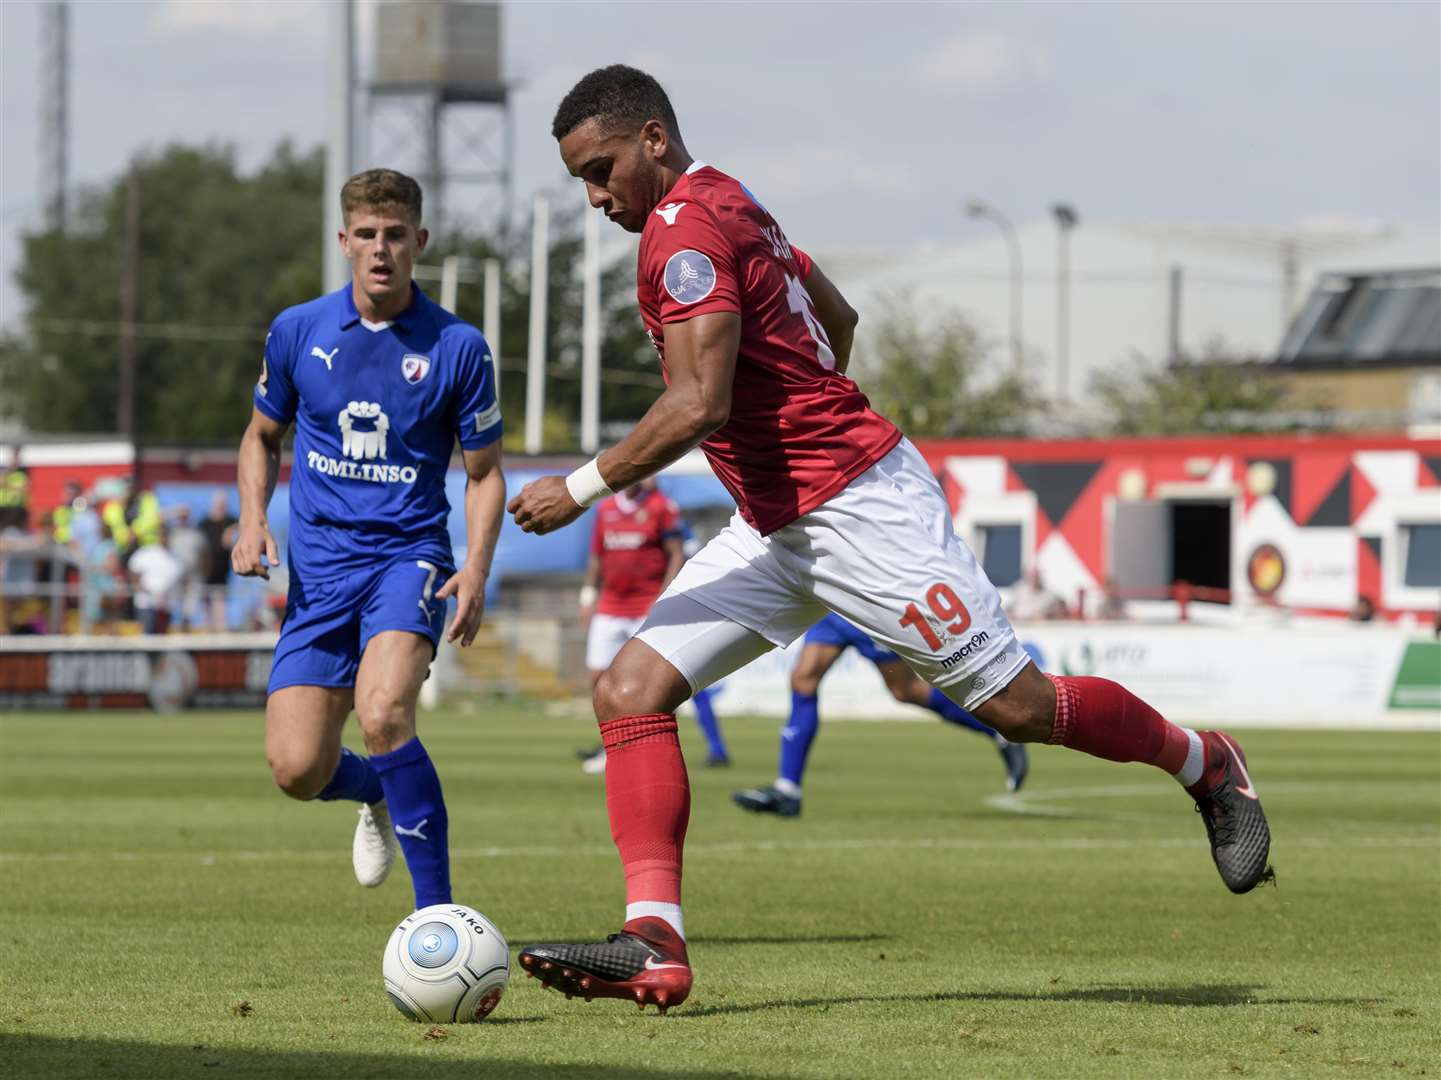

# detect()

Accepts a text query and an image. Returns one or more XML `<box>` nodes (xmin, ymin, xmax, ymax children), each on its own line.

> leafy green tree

<box><xmin>1</xmin><ymin>143</ymin><xmax>322</xmax><ymax>445</ymax></box>
<box><xmin>1089</xmin><ymin>337</ymin><xmax>1328</xmax><ymax>434</ymax></box>
<box><xmin>1</xmin><ymin>145</ymin><xmax>661</xmax><ymax>451</ymax></box>
<box><xmin>850</xmin><ymin>292</ymin><xmax>1045</xmax><ymax>437</ymax></box>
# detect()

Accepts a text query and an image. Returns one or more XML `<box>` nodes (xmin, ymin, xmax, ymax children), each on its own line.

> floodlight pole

<box><xmin>524</xmin><ymin>195</ymin><xmax>550</xmax><ymax>455</ymax></box>
<box><xmin>580</xmin><ymin>202</ymin><xmax>602</xmax><ymax>455</ymax></box>
<box><xmin>323</xmin><ymin>0</ymin><xmax>354</xmax><ymax>293</ymax></box>
<box><xmin>1051</xmin><ymin>203</ymin><xmax>1079</xmax><ymax>400</ymax></box>
<box><xmin>966</xmin><ymin>199</ymin><xmax>1023</xmax><ymax>374</ymax></box>
<box><xmin>484</xmin><ymin>257</ymin><xmax>502</xmax><ymax>395</ymax></box>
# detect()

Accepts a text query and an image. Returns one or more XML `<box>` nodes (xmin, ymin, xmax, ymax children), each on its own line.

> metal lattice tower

<box><xmin>38</xmin><ymin>1</ymin><xmax>69</xmax><ymax>231</ymax></box>
<box><xmin>364</xmin><ymin>1</ymin><xmax>512</xmax><ymax>243</ymax></box>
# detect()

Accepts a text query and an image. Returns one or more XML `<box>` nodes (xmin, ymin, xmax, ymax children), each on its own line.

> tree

<box><xmin>1089</xmin><ymin>337</ymin><xmax>1329</xmax><ymax>434</ymax></box>
<box><xmin>849</xmin><ymin>292</ymin><xmax>1045</xmax><ymax>437</ymax></box>
<box><xmin>0</xmin><ymin>143</ymin><xmax>323</xmax><ymax>445</ymax></box>
<box><xmin>0</xmin><ymin>145</ymin><xmax>661</xmax><ymax>451</ymax></box>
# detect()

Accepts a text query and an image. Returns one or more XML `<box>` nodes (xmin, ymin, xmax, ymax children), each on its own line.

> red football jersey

<box><xmin>636</xmin><ymin>162</ymin><xmax>901</xmax><ymax>535</ymax></box>
<box><xmin>591</xmin><ymin>489</ymin><xmax>682</xmax><ymax>617</ymax></box>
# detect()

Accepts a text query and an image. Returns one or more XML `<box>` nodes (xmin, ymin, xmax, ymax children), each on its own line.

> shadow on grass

<box><xmin>688</xmin><ymin>933</ymin><xmax>890</xmax><ymax>946</ymax></box>
<box><xmin>0</xmin><ymin>1032</ymin><xmax>773</xmax><ymax>1080</ymax></box>
<box><xmin>678</xmin><ymin>984</ymin><xmax>1385</xmax><ymax>1017</ymax></box>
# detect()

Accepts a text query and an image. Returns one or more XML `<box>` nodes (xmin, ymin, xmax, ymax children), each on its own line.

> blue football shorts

<box><xmin>803</xmin><ymin>612</ymin><xmax>901</xmax><ymax>666</ymax></box>
<box><xmin>267</xmin><ymin>557</ymin><xmax>450</xmax><ymax>694</ymax></box>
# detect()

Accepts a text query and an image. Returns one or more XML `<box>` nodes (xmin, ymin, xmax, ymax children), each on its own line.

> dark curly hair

<box><xmin>551</xmin><ymin>64</ymin><xmax>680</xmax><ymax>141</ymax></box>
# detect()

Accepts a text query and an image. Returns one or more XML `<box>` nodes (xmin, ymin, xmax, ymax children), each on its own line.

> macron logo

<box><xmin>311</xmin><ymin>345</ymin><xmax>339</xmax><ymax>370</ymax></box>
<box><xmin>655</xmin><ymin>202</ymin><xmax>686</xmax><ymax>226</ymax></box>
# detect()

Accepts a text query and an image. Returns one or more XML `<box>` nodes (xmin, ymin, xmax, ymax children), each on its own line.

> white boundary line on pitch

<box><xmin>982</xmin><ymin>779</ymin><xmax>1441</xmax><ymax>821</ymax></box>
<box><xmin>0</xmin><ymin>832</ymin><xmax>1435</xmax><ymax>866</ymax></box>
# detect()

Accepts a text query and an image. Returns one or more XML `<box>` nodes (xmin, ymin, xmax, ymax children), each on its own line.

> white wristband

<box><xmin>579</xmin><ymin>585</ymin><xmax>598</xmax><ymax>608</ymax></box>
<box><xmin>565</xmin><ymin>458</ymin><xmax>613</xmax><ymax>508</ymax></box>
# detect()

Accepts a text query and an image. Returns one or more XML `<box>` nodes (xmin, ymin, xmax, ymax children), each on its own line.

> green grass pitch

<box><xmin>1</xmin><ymin>704</ymin><xmax>1437</xmax><ymax>1079</ymax></box>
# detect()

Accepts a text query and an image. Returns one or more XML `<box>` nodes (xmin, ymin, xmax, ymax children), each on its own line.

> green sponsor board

<box><xmin>1389</xmin><ymin>641</ymin><xmax>1441</xmax><ymax>710</ymax></box>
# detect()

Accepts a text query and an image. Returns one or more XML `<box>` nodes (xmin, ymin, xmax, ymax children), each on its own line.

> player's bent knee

<box><xmin>593</xmin><ymin>648</ymin><xmax>689</xmax><ymax>723</ymax></box>
<box><xmin>357</xmin><ymin>710</ymin><xmax>415</xmax><ymax>755</ymax></box>
<box><xmin>790</xmin><ymin>671</ymin><xmax>821</xmax><ymax>697</ymax></box>
<box><xmin>971</xmin><ymin>664</ymin><xmax>1056</xmax><ymax>743</ymax></box>
<box><xmin>355</xmin><ymin>691</ymin><xmax>416</xmax><ymax>754</ymax></box>
<box><xmin>268</xmin><ymin>751</ymin><xmax>333</xmax><ymax>801</ymax></box>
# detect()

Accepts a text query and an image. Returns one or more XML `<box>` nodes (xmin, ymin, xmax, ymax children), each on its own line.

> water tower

<box><xmin>365</xmin><ymin>1</ymin><xmax>512</xmax><ymax>241</ymax></box>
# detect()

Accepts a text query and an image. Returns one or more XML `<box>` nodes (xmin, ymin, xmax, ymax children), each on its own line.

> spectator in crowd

<box><xmin>81</xmin><ymin>519</ymin><xmax>126</xmax><ymax>633</ymax></box>
<box><xmin>1</xmin><ymin>506</ymin><xmax>43</xmax><ymax>633</ymax></box>
<box><xmin>1098</xmin><ymin>578</ymin><xmax>1129</xmax><ymax>621</ymax></box>
<box><xmin>167</xmin><ymin>505</ymin><xmax>209</xmax><ymax>631</ymax></box>
<box><xmin>127</xmin><ymin>523</ymin><xmax>185</xmax><ymax>634</ymax></box>
<box><xmin>125</xmin><ymin>483</ymin><xmax>163</xmax><ymax>550</ymax></box>
<box><xmin>0</xmin><ymin>449</ymin><xmax>29</xmax><ymax>530</ymax></box>
<box><xmin>50</xmin><ymin>480</ymin><xmax>84</xmax><ymax>544</ymax></box>
<box><xmin>199</xmin><ymin>490</ymin><xmax>237</xmax><ymax>631</ymax></box>
<box><xmin>1349</xmin><ymin>595</ymin><xmax>1377</xmax><ymax>623</ymax></box>
<box><xmin>99</xmin><ymin>477</ymin><xmax>134</xmax><ymax>553</ymax></box>
<box><xmin>1010</xmin><ymin>567</ymin><xmax>1070</xmax><ymax>621</ymax></box>
<box><xmin>64</xmin><ymin>485</ymin><xmax>101</xmax><ymax>555</ymax></box>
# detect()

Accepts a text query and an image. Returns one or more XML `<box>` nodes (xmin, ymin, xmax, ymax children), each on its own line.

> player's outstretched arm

<box><xmin>436</xmin><ymin>441</ymin><xmax>505</xmax><ymax>646</ymax></box>
<box><xmin>802</xmin><ymin>263</ymin><xmax>859</xmax><ymax>375</ymax></box>
<box><xmin>232</xmin><ymin>406</ymin><xmax>288</xmax><ymax>580</ymax></box>
<box><xmin>508</xmin><ymin>311</ymin><xmax>741</xmax><ymax>535</ymax></box>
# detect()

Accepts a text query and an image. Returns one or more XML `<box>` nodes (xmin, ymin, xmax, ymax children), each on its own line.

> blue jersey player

<box><xmin>732</xmin><ymin>613</ymin><xmax>1029</xmax><ymax>816</ymax></box>
<box><xmin>232</xmin><ymin>169</ymin><xmax>506</xmax><ymax>911</ymax></box>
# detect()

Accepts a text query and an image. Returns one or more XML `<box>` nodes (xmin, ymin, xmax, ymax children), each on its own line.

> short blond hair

<box><xmin>341</xmin><ymin>168</ymin><xmax>423</xmax><ymax>225</ymax></box>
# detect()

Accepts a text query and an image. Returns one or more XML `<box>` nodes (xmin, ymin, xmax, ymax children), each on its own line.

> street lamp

<box><xmin>965</xmin><ymin>199</ymin><xmax>1023</xmax><ymax>374</ymax></box>
<box><xmin>1051</xmin><ymin>203</ymin><xmax>1079</xmax><ymax>401</ymax></box>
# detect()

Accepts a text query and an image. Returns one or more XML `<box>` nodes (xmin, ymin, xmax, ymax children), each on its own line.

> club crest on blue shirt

<box><xmin>402</xmin><ymin>354</ymin><xmax>431</xmax><ymax>384</ymax></box>
<box><xmin>664</xmin><ymin>249</ymin><xmax>716</xmax><ymax>305</ymax></box>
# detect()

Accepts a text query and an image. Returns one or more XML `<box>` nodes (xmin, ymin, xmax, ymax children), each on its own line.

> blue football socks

<box><xmin>778</xmin><ymin>690</ymin><xmax>821</xmax><ymax>787</ymax></box>
<box><xmin>692</xmin><ymin>687</ymin><xmax>729</xmax><ymax>762</ymax></box>
<box><xmin>315</xmin><ymin>746</ymin><xmax>384</xmax><ymax>805</ymax></box>
<box><xmin>369</xmin><ymin>737</ymin><xmax>451</xmax><ymax>909</ymax></box>
<box><xmin>926</xmin><ymin>687</ymin><xmax>1000</xmax><ymax>739</ymax></box>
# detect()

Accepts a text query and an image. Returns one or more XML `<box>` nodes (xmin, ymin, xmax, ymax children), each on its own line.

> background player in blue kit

<box><xmin>733</xmin><ymin>613</ymin><xmax>1029</xmax><ymax>816</ymax></box>
<box><xmin>232</xmin><ymin>169</ymin><xmax>506</xmax><ymax>911</ymax></box>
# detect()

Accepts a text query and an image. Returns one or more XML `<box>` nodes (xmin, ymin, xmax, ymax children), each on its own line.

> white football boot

<box><xmin>353</xmin><ymin>801</ymin><xmax>398</xmax><ymax>887</ymax></box>
<box><xmin>580</xmin><ymin>748</ymin><xmax>607</xmax><ymax>775</ymax></box>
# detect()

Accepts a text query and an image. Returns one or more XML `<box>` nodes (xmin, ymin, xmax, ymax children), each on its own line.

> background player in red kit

<box><xmin>507</xmin><ymin>65</ymin><xmax>1273</xmax><ymax>1013</ymax></box>
<box><xmin>583</xmin><ymin>479</ymin><xmax>684</xmax><ymax>691</ymax></box>
<box><xmin>577</xmin><ymin>480</ymin><xmax>730</xmax><ymax>774</ymax></box>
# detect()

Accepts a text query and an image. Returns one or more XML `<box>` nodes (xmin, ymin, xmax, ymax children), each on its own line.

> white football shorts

<box><xmin>586</xmin><ymin>611</ymin><xmax>646</xmax><ymax>673</ymax></box>
<box><xmin>634</xmin><ymin>437</ymin><xmax>1029</xmax><ymax>711</ymax></box>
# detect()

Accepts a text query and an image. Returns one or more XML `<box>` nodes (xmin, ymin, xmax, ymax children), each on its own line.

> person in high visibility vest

<box><xmin>127</xmin><ymin>489</ymin><xmax>163</xmax><ymax>549</ymax></box>
<box><xmin>51</xmin><ymin>481</ymin><xmax>83</xmax><ymax>544</ymax></box>
<box><xmin>0</xmin><ymin>453</ymin><xmax>29</xmax><ymax>530</ymax></box>
<box><xmin>100</xmin><ymin>497</ymin><xmax>132</xmax><ymax>551</ymax></box>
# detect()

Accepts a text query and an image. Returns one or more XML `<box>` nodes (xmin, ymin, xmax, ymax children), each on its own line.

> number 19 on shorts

<box><xmin>898</xmin><ymin>583</ymin><xmax>971</xmax><ymax>652</ymax></box>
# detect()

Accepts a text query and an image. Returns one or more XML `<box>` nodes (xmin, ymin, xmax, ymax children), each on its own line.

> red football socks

<box><xmin>1046</xmin><ymin>674</ymin><xmax>1191</xmax><ymax>774</ymax></box>
<box><xmin>600</xmin><ymin>713</ymin><xmax>690</xmax><ymax>906</ymax></box>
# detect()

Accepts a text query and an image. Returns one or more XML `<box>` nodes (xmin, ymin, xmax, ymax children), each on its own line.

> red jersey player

<box><xmin>507</xmin><ymin>65</ymin><xmax>1273</xmax><ymax>1013</ymax></box>
<box><xmin>577</xmin><ymin>481</ymin><xmax>684</xmax><ymax>772</ymax></box>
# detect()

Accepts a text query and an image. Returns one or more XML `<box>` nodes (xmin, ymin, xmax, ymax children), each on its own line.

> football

<box><xmin>382</xmin><ymin>904</ymin><xmax>509</xmax><ymax>1024</ymax></box>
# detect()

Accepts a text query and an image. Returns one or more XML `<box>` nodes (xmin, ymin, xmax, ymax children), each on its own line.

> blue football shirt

<box><xmin>254</xmin><ymin>283</ymin><xmax>501</xmax><ymax>583</ymax></box>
